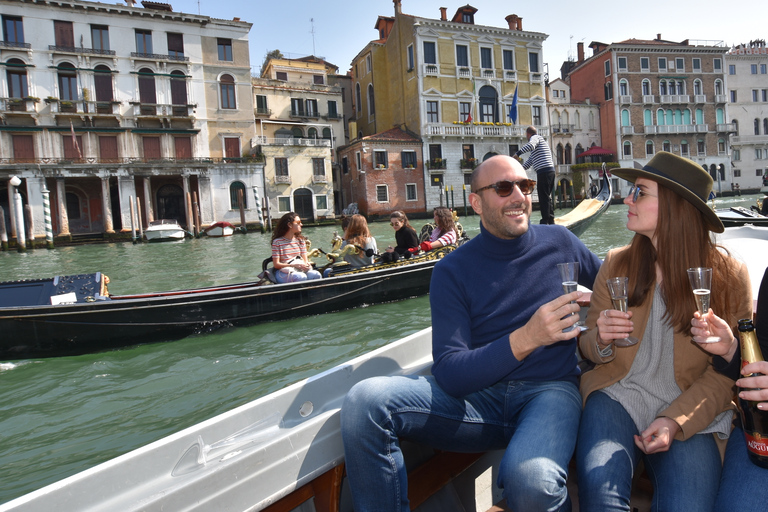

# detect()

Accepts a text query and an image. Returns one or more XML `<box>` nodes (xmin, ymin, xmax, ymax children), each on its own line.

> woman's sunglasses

<box><xmin>474</xmin><ymin>179</ymin><xmax>536</xmax><ymax>197</ymax></box>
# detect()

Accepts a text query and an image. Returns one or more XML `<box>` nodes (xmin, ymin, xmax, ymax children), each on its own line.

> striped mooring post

<box><xmin>42</xmin><ymin>188</ymin><xmax>54</xmax><ymax>249</ymax></box>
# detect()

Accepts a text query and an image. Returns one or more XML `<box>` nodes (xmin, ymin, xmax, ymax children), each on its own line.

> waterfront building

<box><xmin>724</xmin><ymin>40</ymin><xmax>768</xmax><ymax>191</ymax></box>
<box><xmin>546</xmin><ymin>77</ymin><xmax>603</xmax><ymax>198</ymax></box>
<box><xmin>566</xmin><ymin>36</ymin><xmax>735</xmax><ymax>196</ymax></box>
<box><xmin>337</xmin><ymin>126</ymin><xmax>426</xmax><ymax>218</ymax></box>
<box><xmin>0</xmin><ymin>0</ymin><xmax>262</xmax><ymax>244</ymax></box>
<box><xmin>347</xmin><ymin>1</ymin><xmax>549</xmax><ymax>211</ymax></box>
<box><xmin>252</xmin><ymin>55</ymin><xmax>346</xmax><ymax>223</ymax></box>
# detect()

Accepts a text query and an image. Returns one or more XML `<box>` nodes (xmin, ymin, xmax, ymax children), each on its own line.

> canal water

<box><xmin>0</xmin><ymin>193</ymin><xmax>762</xmax><ymax>504</ymax></box>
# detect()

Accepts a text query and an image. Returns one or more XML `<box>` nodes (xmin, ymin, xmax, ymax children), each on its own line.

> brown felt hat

<box><xmin>612</xmin><ymin>151</ymin><xmax>724</xmax><ymax>233</ymax></box>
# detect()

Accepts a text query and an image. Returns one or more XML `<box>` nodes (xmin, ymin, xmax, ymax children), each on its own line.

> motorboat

<box><xmin>144</xmin><ymin>219</ymin><xmax>187</xmax><ymax>242</ymax></box>
<box><xmin>204</xmin><ymin>221</ymin><xmax>235</xmax><ymax>237</ymax></box>
<box><xmin>715</xmin><ymin>206</ymin><xmax>768</xmax><ymax>228</ymax></box>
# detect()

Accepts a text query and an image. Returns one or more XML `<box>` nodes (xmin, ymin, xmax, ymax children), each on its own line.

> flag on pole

<box><xmin>70</xmin><ymin>120</ymin><xmax>82</xmax><ymax>160</ymax></box>
<box><xmin>508</xmin><ymin>85</ymin><xmax>518</xmax><ymax>124</ymax></box>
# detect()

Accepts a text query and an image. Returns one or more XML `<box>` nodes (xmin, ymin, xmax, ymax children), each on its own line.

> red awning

<box><xmin>576</xmin><ymin>146</ymin><xmax>614</xmax><ymax>158</ymax></box>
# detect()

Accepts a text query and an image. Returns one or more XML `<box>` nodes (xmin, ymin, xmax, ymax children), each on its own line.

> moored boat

<box><xmin>554</xmin><ymin>168</ymin><xmax>612</xmax><ymax>236</ymax></box>
<box><xmin>715</xmin><ymin>206</ymin><xmax>768</xmax><ymax>228</ymax></box>
<box><xmin>144</xmin><ymin>219</ymin><xmax>187</xmax><ymax>242</ymax></box>
<box><xmin>204</xmin><ymin>221</ymin><xmax>235</xmax><ymax>237</ymax></box>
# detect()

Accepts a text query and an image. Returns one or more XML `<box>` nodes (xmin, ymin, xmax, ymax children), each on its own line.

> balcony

<box><xmin>423</xmin><ymin>63</ymin><xmax>439</xmax><ymax>76</ymax></box>
<box><xmin>619</xmin><ymin>95</ymin><xmax>632</xmax><ymax>104</ymax></box>
<box><xmin>312</xmin><ymin>174</ymin><xmax>328</xmax><ymax>184</ymax></box>
<box><xmin>659</xmin><ymin>95</ymin><xmax>690</xmax><ymax>104</ymax></box>
<box><xmin>85</xmin><ymin>101</ymin><xmax>122</xmax><ymax>115</ymax></box>
<box><xmin>0</xmin><ymin>97</ymin><xmax>39</xmax><ymax>114</ymax></box>
<box><xmin>642</xmin><ymin>95</ymin><xmax>655</xmax><ymax>104</ymax></box>
<box><xmin>715</xmin><ymin>94</ymin><xmax>727</xmax><ymax>104</ymax></box>
<box><xmin>50</xmin><ymin>45</ymin><xmax>115</xmax><ymax>56</ymax></box>
<box><xmin>530</xmin><ymin>72</ymin><xmax>543</xmax><ymax>83</ymax></box>
<box><xmin>130</xmin><ymin>52</ymin><xmax>189</xmax><ymax>62</ymax></box>
<box><xmin>290</xmin><ymin>109</ymin><xmax>320</xmax><ymax>120</ymax></box>
<box><xmin>551</xmin><ymin>124</ymin><xmax>575</xmax><ymax>135</ymax></box>
<box><xmin>254</xmin><ymin>107</ymin><xmax>272</xmax><ymax>117</ymax></box>
<box><xmin>275</xmin><ymin>175</ymin><xmax>291</xmax><ymax>184</ymax></box>
<box><xmin>717</xmin><ymin>123</ymin><xmax>737</xmax><ymax>133</ymax></box>
<box><xmin>656</xmin><ymin>124</ymin><xmax>698</xmax><ymax>134</ymax></box>
<box><xmin>324</xmin><ymin>112</ymin><xmax>344</xmax><ymax>120</ymax></box>
<box><xmin>426</xmin><ymin>159</ymin><xmax>447</xmax><ymax>170</ymax></box>
<box><xmin>620</xmin><ymin>126</ymin><xmax>635</xmax><ymax>135</ymax></box>
<box><xmin>694</xmin><ymin>94</ymin><xmax>707</xmax><ymax>103</ymax></box>
<box><xmin>131</xmin><ymin>103</ymin><xmax>195</xmax><ymax>117</ymax></box>
<box><xmin>731</xmin><ymin>135</ymin><xmax>768</xmax><ymax>145</ymax></box>
<box><xmin>0</xmin><ymin>40</ymin><xmax>31</xmax><ymax>50</ymax></box>
<box><xmin>424</xmin><ymin>122</ymin><xmax>528</xmax><ymax>138</ymax></box>
<box><xmin>503</xmin><ymin>69</ymin><xmax>517</xmax><ymax>81</ymax></box>
<box><xmin>456</xmin><ymin>67</ymin><xmax>472</xmax><ymax>79</ymax></box>
<box><xmin>459</xmin><ymin>158</ymin><xmax>478</xmax><ymax>170</ymax></box>
<box><xmin>253</xmin><ymin>135</ymin><xmax>331</xmax><ymax>147</ymax></box>
<box><xmin>481</xmin><ymin>68</ymin><xmax>496</xmax><ymax>79</ymax></box>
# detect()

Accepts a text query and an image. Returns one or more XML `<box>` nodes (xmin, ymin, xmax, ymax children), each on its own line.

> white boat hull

<box><xmin>205</xmin><ymin>225</ymin><xmax>234</xmax><ymax>237</ymax></box>
<box><xmin>144</xmin><ymin>229</ymin><xmax>186</xmax><ymax>241</ymax></box>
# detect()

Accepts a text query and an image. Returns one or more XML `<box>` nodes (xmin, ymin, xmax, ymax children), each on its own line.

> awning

<box><xmin>576</xmin><ymin>146</ymin><xmax>614</xmax><ymax>158</ymax></box>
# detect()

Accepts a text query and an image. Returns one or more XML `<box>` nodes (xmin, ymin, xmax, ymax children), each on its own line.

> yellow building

<box><xmin>350</xmin><ymin>2</ymin><xmax>549</xmax><ymax>209</ymax></box>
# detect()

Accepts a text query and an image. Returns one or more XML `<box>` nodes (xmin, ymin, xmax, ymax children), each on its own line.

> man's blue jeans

<box><xmin>340</xmin><ymin>375</ymin><xmax>580</xmax><ymax>512</ymax></box>
<box><xmin>577</xmin><ymin>391</ymin><xmax>721</xmax><ymax>512</ymax></box>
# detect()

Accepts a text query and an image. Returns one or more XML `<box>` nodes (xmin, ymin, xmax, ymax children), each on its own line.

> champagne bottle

<box><xmin>737</xmin><ymin>318</ymin><xmax>768</xmax><ymax>469</ymax></box>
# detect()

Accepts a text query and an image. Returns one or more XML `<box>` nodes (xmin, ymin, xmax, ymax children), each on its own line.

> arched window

<box><xmin>646</xmin><ymin>140</ymin><xmax>654</xmax><ymax>156</ymax></box>
<box><xmin>552</xmin><ymin>110</ymin><xmax>561</xmax><ymax>125</ymax></box>
<box><xmin>623</xmin><ymin>141</ymin><xmax>632</xmax><ymax>157</ymax></box>
<box><xmin>666</xmin><ymin>109</ymin><xmax>674</xmax><ymax>125</ymax></box>
<box><xmin>733</xmin><ymin>119</ymin><xmax>739</xmax><ymax>135</ymax></box>
<box><xmin>367</xmin><ymin>84</ymin><xmax>375</xmax><ymax>116</ymax></box>
<box><xmin>57</xmin><ymin>62</ymin><xmax>78</xmax><ymax>101</ymax></box>
<box><xmin>6</xmin><ymin>58</ymin><xmax>28</xmax><ymax>98</ymax></box>
<box><xmin>307</xmin><ymin>127</ymin><xmax>318</xmax><ymax>139</ymax></box>
<box><xmin>693</xmin><ymin>79</ymin><xmax>702</xmax><ymax>96</ymax></box>
<box><xmin>668</xmin><ymin>80</ymin><xmax>676</xmax><ymax>95</ymax></box>
<box><xmin>663</xmin><ymin>139</ymin><xmax>671</xmax><ymax>152</ymax></box>
<box><xmin>656</xmin><ymin>109</ymin><xmax>665</xmax><ymax>125</ymax></box>
<box><xmin>695</xmin><ymin>108</ymin><xmax>704</xmax><ymax>125</ymax></box>
<box><xmin>93</xmin><ymin>64</ymin><xmax>113</xmax><ymax>106</ymax></box>
<box><xmin>619</xmin><ymin>79</ymin><xmax>629</xmax><ymax>96</ymax></box>
<box><xmin>642</xmin><ymin>79</ymin><xmax>651</xmax><ymax>96</ymax></box>
<box><xmin>683</xmin><ymin>109</ymin><xmax>691</xmax><ymax>125</ymax></box>
<box><xmin>564</xmin><ymin>143</ymin><xmax>572</xmax><ymax>165</ymax></box>
<box><xmin>716</xmin><ymin>108</ymin><xmax>724</xmax><ymax>125</ymax></box>
<box><xmin>588</xmin><ymin>112</ymin><xmax>595</xmax><ymax>129</ymax></box>
<box><xmin>322</xmin><ymin>127</ymin><xmax>331</xmax><ymax>139</ymax></box>
<box><xmin>714</xmin><ymin>79</ymin><xmax>723</xmax><ymax>96</ymax></box>
<box><xmin>644</xmin><ymin>109</ymin><xmax>652</xmax><ymax>126</ymax></box>
<box><xmin>219</xmin><ymin>74</ymin><xmax>236</xmax><ymax>109</ymax></box>
<box><xmin>660</xmin><ymin>81</ymin><xmax>667</xmax><ymax>95</ymax></box>
<box><xmin>292</xmin><ymin>127</ymin><xmax>303</xmax><ymax>139</ymax></box>
<box><xmin>66</xmin><ymin>192</ymin><xmax>81</xmax><ymax>220</ymax></box>
<box><xmin>562</xmin><ymin>110</ymin><xmax>569</xmax><ymax>126</ymax></box>
<box><xmin>170</xmin><ymin>70</ymin><xmax>187</xmax><ymax>106</ymax></box>
<box><xmin>718</xmin><ymin>138</ymin><xmax>726</xmax><ymax>153</ymax></box>
<box><xmin>755</xmin><ymin>119</ymin><xmax>761</xmax><ymax>135</ymax></box>
<box><xmin>574</xmin><ymin>111</ymin><xmax>581</xmax><ymax>129</ymax></box>
<box><xmin>556</xmin><ymin>144</ymin><xmax>564</xmax><ymax>165</ymax></box>
<box><xmin>355</xmin><ymin>83</ymin><xmax>361</xmax><ymax>115</ymax></box>
<box><xmin>681</xmin><ymin>139</ymin><xmax>689</xmax><ymax>156</ymax></box>
<box><xmin>764</xmin><ymin>118</ymin><xmax>768</xmax><ymax>135</ymax></box>
<box><xmin>621</xmin><ymin>109</ymin><xmax>630</xmax><ymax>126</ymax></box>
<box><xmin>673</xmin><ymin>109</ymin><xmax>682</xmax><ymax>125</ymax></box>
<box><xmin>478</xmin><ymin>85</ymin><xmax>498</xmax><ymax>122</ymax></box>
<box><xmin>229</xmin><ymin>181</ymin><xmax>247</xmax><ymax>210</ymax></box>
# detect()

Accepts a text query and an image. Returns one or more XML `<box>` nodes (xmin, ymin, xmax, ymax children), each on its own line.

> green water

<box><xmin>0</xmin><ymin>194</ymin><xmax>761</xmax><ymax>504</ymax></box>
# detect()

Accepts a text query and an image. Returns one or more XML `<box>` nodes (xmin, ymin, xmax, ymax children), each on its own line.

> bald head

<box><xmin>471</xmin><ymin>155</ymin><xmax>526</xmax><ymax>191</ymax></box>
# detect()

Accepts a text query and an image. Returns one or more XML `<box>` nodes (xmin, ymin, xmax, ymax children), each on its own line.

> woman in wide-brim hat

<box><xmin>575</xmin><ymin>151</ymin><xmax>753</xmax><ymax>510</ymax></box>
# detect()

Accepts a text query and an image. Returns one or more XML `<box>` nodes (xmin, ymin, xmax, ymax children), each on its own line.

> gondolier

<box><xmin>514</xmin><ymin>126</ymin><xmax>556</xmax><ymax>224</ymax></box>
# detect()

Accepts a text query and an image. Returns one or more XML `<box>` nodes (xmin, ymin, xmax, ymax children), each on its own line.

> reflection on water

<box><xmin>0</xmin><ymin>193</ymin><xmax>762</xmax><ymax>504</ymax></box>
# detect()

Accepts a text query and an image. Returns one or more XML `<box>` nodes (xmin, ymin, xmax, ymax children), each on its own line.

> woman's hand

<box><xmin>634</xmin><ymin>417</ymin><xmax>680</xmax><ymax>454</ymax></box>
<box><xmin>596</xmin><ymin>309</ymin><xmax>634</xmax><ymax>347</ymax></box>
<box><xmin>737</xmin><ymin>361</ymin><xmax>768</xmax><ymax>410</ymax></box>
<box><xmin>293</xmin><ymin>261</ymin><xmax>310</xmax><ymax>272</ymax></box>
<box><xmin>690</xmin><ymin>310</ymin><xmax>737</xmax><ymax>361</ymax></box>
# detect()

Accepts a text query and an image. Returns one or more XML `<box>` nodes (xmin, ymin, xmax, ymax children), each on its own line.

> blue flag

<box><xmin>508</xmin><ymin>85</ymin><xmax>518</xmax><ymax>124</ymax></box>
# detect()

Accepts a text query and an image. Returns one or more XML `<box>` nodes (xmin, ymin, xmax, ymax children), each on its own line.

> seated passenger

<box><xmin>420</xmin><ymin>206</ymin><xmax>457</xmax><ymax>252</ymax></box>
<box><xmin>380</xmin><ymin>211</ymin><xmax>419</xmax><ymax>263</ymax></box>
<box><xmin>270</xmin><ymin>212</ymin><xmax>321</xmax><ymax>283</ymax></box>
<box><xmin>340</xmin><ymin>214</ymin><xmax>377</xmax><ymax>267</ymax></box>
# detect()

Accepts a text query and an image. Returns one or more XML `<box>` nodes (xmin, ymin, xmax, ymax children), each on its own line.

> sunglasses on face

<box><xmin>474</xmin><ymin>179</ymin><xmax>536</xmax><ymax>197</ymax></box>
<box><xmin>627</xmin><ymin>185</ymin><xmax>656</xmax><ymax>203</ymax></box>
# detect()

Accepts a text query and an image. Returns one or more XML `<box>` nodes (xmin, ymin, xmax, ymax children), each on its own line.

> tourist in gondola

<box><xmin>692</xmin><ymin>267</ymin><xmax>768</xmax><ymax>511</ymax></box>
<box><xmin>270</xmin><ymin>212</ymin><xmax>322</xmax><ymax>283</ymax></box>
<box><xmin>340</xmin><ymin>214</ymin><xmax>377</xmax><ymax>268</ymax></box>
<box><xmin>380</xmin><ymin>210</ymin><xmax>419</xmax><ymax>263</ymax></box>
<box><xmin>419</xmin><ymin>206</ymin><xmax>457</xmax><ymax>252</ymax></box>
<box><xmin>341</xmin><ymin>154</ymin><xmax>601</xmax><ymax>511</ymax></box>
<box><xmin>576</xmin><ymin>152</ymin><xmax>753</xmax><ymax>511</ymax></box>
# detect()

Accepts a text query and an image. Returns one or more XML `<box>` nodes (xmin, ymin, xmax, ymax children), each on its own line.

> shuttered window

<box><xmin>174</xmin><ymin>137</ymin><xmax>192</xmax><ymax>160</ymax></box>
<box><xmin>12</xmin><ymin>134</ymin><xmax>35</xmax><ymax>162</ymax></box>
<box><xmin>54</xmin><ymin>20</ymin><xmax>74</xmax><ymax>47</ymax></box>
<box><xmin>99</xmin><ymin>136</ymin><xmax>118</xmax><ymax>162</ymax></box>
<box><xmin>142</xmin><ymin>137</ymin><xmax>161</xmax><ymax>160</ymax></box>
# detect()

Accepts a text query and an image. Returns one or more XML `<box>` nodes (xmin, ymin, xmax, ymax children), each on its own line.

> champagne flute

<box><xmin>606</xmin><ymin>277</ymin><xmax>639</xmax><ymax>347</ymax></box>
<box><xmin>557</xmin><ymin>262</ymin><xmax>584</xmax><ymax>332</ymax></box>
<box><xmin>687</xmin><ymin>267</ymin><xmax>721</xmax><ymax>343</ymax></box>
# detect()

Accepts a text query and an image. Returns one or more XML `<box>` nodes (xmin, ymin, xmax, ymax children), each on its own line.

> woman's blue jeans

<box><xmin>714</xmin><ymin>426</ymin><xmax>768</xmax><ymax>511</ymax></box>
<box><xmin>340</xmin><ymin>375</ymin><xmax>581</xmax><ymax>512</ymax></box>
<box><xmin>577</xmin><ymin>391</ymin><xmax>722</xmax><ymax>512</ymax></box>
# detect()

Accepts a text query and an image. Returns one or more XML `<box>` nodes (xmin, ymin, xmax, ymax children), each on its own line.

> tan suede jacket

<box><xmin>579</xmin><ymin>246</ymin><xmax>753</xmax><ymax>441</ymax></box>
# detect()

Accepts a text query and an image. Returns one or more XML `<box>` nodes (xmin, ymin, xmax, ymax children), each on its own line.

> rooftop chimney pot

<box><xmin>440</xmin><ymin>7</ymin><xmax>447</xmax><ymax>21</ymax></box>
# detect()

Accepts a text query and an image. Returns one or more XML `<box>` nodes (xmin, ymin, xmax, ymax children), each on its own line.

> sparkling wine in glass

<box><xmin>606</xmin><ymin>277</ymin><xmax>639</xmax><ymax>347</ymax></box>
<box><xmin>687</xmin><ymin>267</ymin><xmax>721</xmax><ymax>343</ymax></box>
<box><xmin>557</xmin><ymin>262</ymin><xmax>583</xmax><ymax>332</ymax></box>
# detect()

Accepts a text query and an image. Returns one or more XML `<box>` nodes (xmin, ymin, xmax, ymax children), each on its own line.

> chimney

<box><xmin>657</xmin><ymin>33</ymin><xmax>662</xmax><ymax>40</ymax></box>
<box><xmin>505</xmin><ymin>14</ymin><xmax>522</xmax><ymax>31</ymax></box>
<box><xmin>125</xmin><ymin>0</ymin><xmax>136</xmax><ymax>6</ymax></box>
<box><xmin>440</xmin><ymin>7</ymin><xmax>447</xmax><ymax>21</ymax></box>
<box><xmin>393</xmin><ymin>0</ymin><xmax>401</xmax><ymax>15</ymax></box>
<box><xmin>577</xmin><ymin>41</ymin><xmax>584</xmax><ymax>63</ymax></box>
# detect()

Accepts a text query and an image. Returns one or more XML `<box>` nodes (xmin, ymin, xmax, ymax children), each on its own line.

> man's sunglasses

<box><xmin>474</xmin><ymin>179</ymin><xmax>536</xmax><ymax>197</ymax></box>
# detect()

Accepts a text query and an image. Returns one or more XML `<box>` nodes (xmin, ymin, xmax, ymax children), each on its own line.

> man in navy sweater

<box><xmin>515</xmin><ymin>126</ymin><xmax>557</xmax><ymax>225</ymax></box>
<box><xmin>341</xmin><ymin>155</ymin><xmax>601</xmax><ymax>512</ymax></box>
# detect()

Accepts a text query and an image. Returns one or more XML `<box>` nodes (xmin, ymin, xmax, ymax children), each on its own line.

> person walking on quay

<box><xmin>340</xmin><ymin>155</ymin><xmax>601</xmax><ymax>511</ymax></box>
<box><xmin>514</xmin><ymin>126</ymin><xmax>556</xmax><ymax>224</ymax></box>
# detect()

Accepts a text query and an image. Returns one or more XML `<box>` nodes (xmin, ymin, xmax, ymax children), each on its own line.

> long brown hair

<box><xmin>614</xmin><ymin>185</ymin><xmax>739</xmax><ymax>335</ymax></box>
<box><xmin>390</xmin><ymin>211</ymin><xmax>413</xmax><ymax>229</ymax></box>
<box><xmin>271</xmin><ymin>212</ymin><xmax>305</xmax><ymax>242</ymax></box>
<box><xmin>344</xmin><ymin>214</ymin><xmax>371</xmax><ymax>247</ymax></box>
<box><xmin>433</xmin><ymin>207</ymin><xmax>455</xmax><ymax>234</ymax></box>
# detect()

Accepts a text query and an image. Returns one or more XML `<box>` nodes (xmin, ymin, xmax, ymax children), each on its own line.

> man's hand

<box><xmin>634</xmin><ymin>417</ymin><xmax>680</xmax><ymax>454</ymax></box>
<box><xmin>508</xmin><ymin>291</ymin><xmax>583</xmax><ymax>360</ymax></box>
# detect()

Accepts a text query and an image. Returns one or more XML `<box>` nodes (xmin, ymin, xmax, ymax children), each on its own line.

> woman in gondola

<box><xmin>380</xmin><ymin>211</ymin><xmax>419</xmax><ymax>263</ymax></box>
<box><xmin>270</xmin><ymin>212</ymin><xmax>321</xmax><ymax>283</ymax></box>
<box><xmin>420</xmin><ymin>206</ymin><xmax>457</xmax><ymax>252</ymax></box>
<box><xmin>340</xmin><ymin>214</ymin><xmax>377</xmax><ymax>268</ymax></box>
<box><xmin>576</xmin><ymin>152</ymin><xmax>753</xmax><ymax>511</ymax></box>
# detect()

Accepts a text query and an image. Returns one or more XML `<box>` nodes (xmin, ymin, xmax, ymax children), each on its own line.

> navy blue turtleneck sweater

<box><xmin>430</xmin><ymin>223</ymin><xmax>602</xmax><ymax>397</ymax></box>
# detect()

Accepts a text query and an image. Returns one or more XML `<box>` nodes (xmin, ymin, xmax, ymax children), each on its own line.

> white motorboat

<box><xmin>143</xmin><ymin>219</ymin><xmax>186</xmax><ymax>242</ymax></box>
<box><xmin>204</xmin><ymin>221</ymin><xmax>235</xmax><ymax>237</ymax></box>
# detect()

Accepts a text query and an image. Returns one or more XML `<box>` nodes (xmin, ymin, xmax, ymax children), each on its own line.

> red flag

<box><xmin>70</xmin><ymin>121</ymin><xmax>82</xmax><ymax>160</ymax></box>
<box><xmin>465</xmin><ymin>112</ymin><xmax>472</xmax><ymax>123</ymax></box>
